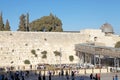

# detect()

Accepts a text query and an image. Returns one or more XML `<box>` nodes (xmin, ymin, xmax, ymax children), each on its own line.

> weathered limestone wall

<box><xmin>0</xmin><ymin>30</ymin><xmax>119</xmax><ymax>67</ymax></box>
<box><xmin>0</xmin><ymin>31</ymin><xmax>89</xmax><ymax>66</ymax></box>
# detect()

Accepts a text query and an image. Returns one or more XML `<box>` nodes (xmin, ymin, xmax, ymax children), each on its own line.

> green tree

<box><xmin>30</xmin><ymin>13</ymin><xmax>63</xmax><ymax>32</ymax></box>
<box><xmin>18</xmin><ymin>14</ymin><xmax>26</xmax><ymax>31</ymax></box>
<box><xmin>0</xmin><ymin>12</ymin><xmax>4</xmax><ymax>31</ymax></box>
<box><xmin>26</xmin><ymin>13</ymin><xmax>29</xmax><ymax>31</ymax></box>
<box><xmin>4</xmin><ymin>19</ymin><xmax>11</xmax><ymax>31</ymax></box>
<box><xmin>69</xmin><ymin>55</ymin><xmax>74</xmax><ymax>62</ymax></box>
<box><xmin>115</xmin><ymin>41</ymin><xmax>120</xmax><ymax>48</ymax></box>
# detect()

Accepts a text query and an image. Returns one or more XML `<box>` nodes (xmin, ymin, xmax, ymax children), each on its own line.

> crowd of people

<box><xmin>0</xmin><ymin>69</ymin><xmax>79</xmax><ymax>80</ymax></box>
<box><xmin>0</xmin><ymin>69</ymin><xmax>119</xmax><ymax>80</ymax></box>
<box><xmin>90</xmin><ymin>73</ymin><xmax>100</xmax><ymax>80</ymax></box>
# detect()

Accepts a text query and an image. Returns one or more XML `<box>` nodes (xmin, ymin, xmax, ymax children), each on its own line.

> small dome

<box><xmin>100</xmin><ymin>23</ymin><xmax>114</xmax><ymax>33</ymax></box>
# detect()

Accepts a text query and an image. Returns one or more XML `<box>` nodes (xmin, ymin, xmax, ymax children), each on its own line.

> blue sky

<box><xmin>0</xmin><ymin>0</ymin><xmax>120</xmax><ymax>34</ymax></box>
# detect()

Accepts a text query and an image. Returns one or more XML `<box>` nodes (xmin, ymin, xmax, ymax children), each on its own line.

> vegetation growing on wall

<box><xmin>69</xmin><ymin>55</ymin><xmax>74</xmax><ymax>62</ymax></box>
<box><xmin>41</xmin><ymin>50</ymin><xmax>47</xmax><ymax>54</ymax></box>
<box><xmin>54</xmin><ymin>50</ymin><xmax>61</xmax><ymax>56</ymax></box>
<box><xmin>42</xmin><ymin>54</ymin><xmax>47</xmax><ymax>59</ymax></box>
<box><xmin>11</xmin><ymin>61</ymin><xmax>14</xmax><ymax>64</ymax></box>
<box><xmin>24</xmin><ymin>59</ymin><xmax>30</xmax><ymax>64</ymax></box>
<box><xmin>41</xmin><ymin>50</ymin><xmax>47</xmax><ymax>59</ymax></box>
<box><xmin>31</xmin><ymin>49</ymin><xmax>37</xmax><ymax>57</ymax></box>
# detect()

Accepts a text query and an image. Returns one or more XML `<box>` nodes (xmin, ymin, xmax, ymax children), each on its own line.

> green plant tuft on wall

<box><xmin>31</xmin><ymin>49</ymin><xmax>38</xmax><ymax>57</ymax></box>
<box><xmin>69</xmin><ymin>55</ymin><xmax>74</xmax><ymax>62</ymax></box>
<box><xmin>42</xmin><ymin>54</ymin><xmax>47</xmax><ymax>59</ymax></box>
<box><xmin>24</xmin><ymin>59</ymin><xmax>30</xmax><ymax>64</ymax></box>
<box><xmin>41</xmin><ymin>50</ymin><xmax>47</xmax><ymax>55</ymax></box>
<box><xmin>54</xmin><ymin>50</ymin><xmax>61</xmax><ymax>56</ymax></box>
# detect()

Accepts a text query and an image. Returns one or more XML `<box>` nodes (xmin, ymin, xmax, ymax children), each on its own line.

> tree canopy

<box><xmin>0</xmin><ymin>13</ymin><xmax>4</xmax><ymax>31</ymax></box>
<box><xmin>0</xmin><ymin>13</ymin><xmax>11</xmax><ymax>31</ymax></box>
<box><xmin>115</xmin><ymin>41</ymin><xmax>120</xmax><ymax>48</ymax></box>
<box><xmin>4</xmin><ymin>19</ymin><xmax>11</xmax><ymax>31</ymax></box>
<box><xmin>17</xmin><ymin>14</ymin><xmax>26</xmax><ymax>31</ymax></box>
<box><xmin>30</xmin><ymin>13</ymin><xmax>63</xmax><ymax>32</ymax></box>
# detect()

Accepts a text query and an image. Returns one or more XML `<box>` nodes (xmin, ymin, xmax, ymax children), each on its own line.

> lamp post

<box><xmin>99</xmin><ymin>54</ymin><xmax>101</xmax><ymax>68</ymax></box>
<box><xmin>114</xmin><ymin>58</ymin><xmax>117</xmax><ymax>72</ymax></box>
<box><xmin>59</xmin><ymin>48</ymin><xmax>62</xmax><ymax>70</ymax></box>
<box><xmin>94</xmin><ymin>54</ymin><xmax>96</xmax><ymax>67</ymax></box>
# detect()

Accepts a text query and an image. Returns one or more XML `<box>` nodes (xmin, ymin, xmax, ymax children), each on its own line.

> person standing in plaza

<box><xmin>114</xmin><ymin>74</ymin><xmax>118</xmax><ymax>80</ymax></box>
<box><xmin>90</xmin><ymin>73</ymin><xmax>93</xmax><ymax>80</ymax></box>
<box><xmin>61</xmin><ymin>69</ymin><xmax>64</xmax><ymax>76</ymax></box>
<box><xmin>66</xmin><ymin>70</ymin><xmax>69</xmax><ymax>80</ymax></box>
<box><xmin>59</xmin><ymin>72</ymin><xmax>60</xmax><ymax>77</ymax></box>
<box><xmin>48</xmin><ymin>71</ymin><xmax>51</xmax><ymax>80</ymax></box>
<box><xmin>95</xmin><ymin>73</ymin><xmax>98</xmax><ymax>80</ymax></box>
<box><xmin>43</xmin><ymin>73</ymin><xmax>46</xmax><ymax>80</ymax></box>
<box><xmin>71</xmin><ymin>71</ymin><xmax>75</xmax><ymax>80</ymax></box>
<box><xmin>53</xmin><ymin>70</ymin><xmax>55</xmax><ymax>76</ymax></box>
<box><xmin>38</xmin><ymin>72</ymin><xmax>42</xmax><ymax>80</ymax></box>
<box><xmin>21</xmin><ymin>76</ymin><xmax>25</xmax><ymax>80</ymax></box>
<box><xmin>113</xmin><ymin>76</ymin><xmax>114</xmax><ymax>80</ymax></box>
<box><xmin>97</xmin><ymin>73</ymin><xmax>100</xmax><ymax>80</ymax></box>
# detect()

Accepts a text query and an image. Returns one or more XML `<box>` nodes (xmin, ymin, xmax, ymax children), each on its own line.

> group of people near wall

<box><xmin>0</xmin><ymin>71</ymin><xmax>27</xmax><ymax>80</ymax></box>
<box><xmin>90</xmin><ymin>73</ymin><xmax>100</xmax><ymax>80</ymax></box>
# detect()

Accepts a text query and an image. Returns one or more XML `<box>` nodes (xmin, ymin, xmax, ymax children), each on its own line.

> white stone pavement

<box><xmin>24</xmin><ymin>73</ymin><xmax>120</xmax><ymax>80</ymax></box>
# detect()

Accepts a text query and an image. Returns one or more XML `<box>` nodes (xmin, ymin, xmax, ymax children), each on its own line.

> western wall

<box><xmin>0</xmin><ymin>28</ymin><xmax>120</xmax><ymax>68</ymax></box>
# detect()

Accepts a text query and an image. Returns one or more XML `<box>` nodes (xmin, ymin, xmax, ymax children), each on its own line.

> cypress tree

<box><xmin>0</xmin><ymin>12</ymin><xmax>4</xmax><ymax>31</ymax></box>
<box><xmin>26</xmin><ymin>13</ymin><xmax>29</xmax><ymax>31</ymax></box>
<box><xmin>17</xmin><ymin>14</ymin><xmax>26</xmax><ymax>31</ymax></box>
<box><xmin>4</xmin><ymin>19</ymin><xmax>11</xmax><ymax>31</ymax></box>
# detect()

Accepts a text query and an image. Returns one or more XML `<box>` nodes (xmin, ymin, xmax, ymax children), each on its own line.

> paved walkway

<box><xmin>1</xmin><ymin>71</ymin><xmax>120</xmax><ymax>80</ymax></box>
<box><xmin>24</xmin><ymin>72</ymin><xmax>120</xmax><ymax>80</ymax></box>
<box><xmin>99</xmin><ymin>73</ymin><xmax>120</xmax><ymax>80</ymax></box>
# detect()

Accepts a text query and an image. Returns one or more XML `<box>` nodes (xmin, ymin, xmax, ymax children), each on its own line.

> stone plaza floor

<box><xmin>24</xmin><ymin>72</ymin><xmax>120</xmax><ymax>80</ymax></box>
<box><xmin>0</xmin><ymin>70</ymin><xmax>120</xmax><ymax>80</ymax></box>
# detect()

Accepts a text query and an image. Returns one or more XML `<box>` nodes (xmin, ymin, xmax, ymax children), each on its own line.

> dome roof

<box><xmin>100</xmin><ymin>23</ymin><xmax>114</xmax><ymax>33</ymax></box>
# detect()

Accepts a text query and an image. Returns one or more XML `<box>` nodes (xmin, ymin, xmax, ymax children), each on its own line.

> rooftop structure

<box><xmin>75</xmin><ymin>44</ymin><xmax>120</xmax><ymax>57</ymax></box>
